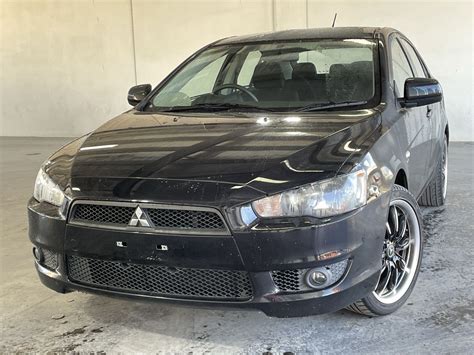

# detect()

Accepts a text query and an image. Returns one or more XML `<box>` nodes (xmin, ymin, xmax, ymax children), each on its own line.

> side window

<box><xmin>391</xmin><ymin>39</ymin><xmax>414</xmax><ymax>97</ymax></box>
<box><xmin>237</xmin><ymin>51</ymin><xmax>261</xmax><ymax>86</ymax></box>
<box><xmin>399</xmin><ymin>39</ymin><xmax>427</xmax><ymax>78</ymax></box>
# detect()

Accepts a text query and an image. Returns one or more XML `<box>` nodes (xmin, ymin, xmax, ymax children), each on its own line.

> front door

<box><xmin>390</xmin><ymin>36</ymin><xmax>432</xmax><ymax>197</ymax></box>
<box><xmin>399</xmin><ymin>38</ymin><xmax>441</xmax><ymax>180</ymax></box>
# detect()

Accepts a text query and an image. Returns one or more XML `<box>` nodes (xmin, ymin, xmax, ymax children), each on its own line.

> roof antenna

<box><xmin>332</xmin><ymin>13</ymin><xmax>338</xmax><ymax>27</ymax></box>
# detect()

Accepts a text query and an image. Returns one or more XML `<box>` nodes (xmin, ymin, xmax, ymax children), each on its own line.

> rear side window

<box><xmin>399</xmin><ymin>39</ymin><xmax>427</xmax><ymax>78</ymax></box>
<box><xmin>391</xmin><ymin>39</ymin><xmax>414</xmax><ymax>97</ymax></box>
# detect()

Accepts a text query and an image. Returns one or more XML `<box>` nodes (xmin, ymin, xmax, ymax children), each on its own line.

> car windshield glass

<box><xmin>143</xmin><ymin>39</ymin><xmax>378</xmax><ymax>112</ymax></box>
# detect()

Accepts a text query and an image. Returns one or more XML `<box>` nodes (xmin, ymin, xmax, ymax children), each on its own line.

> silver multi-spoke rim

<box><xmin>442</xmin><ymin>140</ymin><xmax>448</xmax><ymax>199</ymax></box>
<box><xmin>373</xmin><ymin>199</ymin><xmax>421</xmax><ymax>304</ymax></box>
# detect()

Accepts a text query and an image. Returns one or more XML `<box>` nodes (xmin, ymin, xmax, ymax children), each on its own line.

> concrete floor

<box><xmin>1</xmin><ymin>137</ymin><xmax>473</xmax><ymax>353</ymax></box>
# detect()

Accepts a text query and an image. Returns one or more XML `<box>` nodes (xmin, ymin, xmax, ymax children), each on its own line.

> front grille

<box><xmin>73</xmin><ymin>204</ymin><xmax>135</xmax><ymax>225</ymax></box>
<box><xmin>67</xmin><ymin>255</ymin><xmax>253</xmax><ymax>301</ymax></box>
<box><xmin>146</xmin><ymin>208</ymin><xmax>225</xmax><ymax>230</ymax></box>
<box><xmin>69</xmin><ymin>202</ymin><xmax>228</xmax><ymax>235</ymax></box>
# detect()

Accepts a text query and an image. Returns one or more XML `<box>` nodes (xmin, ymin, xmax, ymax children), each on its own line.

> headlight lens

<box><xmin>33</xmin><ymin>168</ymin><xmax>65</xmax><ymax>206</ymax></box>
<box><xmin>251</xmin><ymin>170</ymin><xmax>367</xmax><ymax>219</ymax></box>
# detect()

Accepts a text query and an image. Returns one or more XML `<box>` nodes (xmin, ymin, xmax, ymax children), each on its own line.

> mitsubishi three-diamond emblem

<box><xmin>129</xmin><ymin>206</ymin><xmax>151</xmax><ymax>227</ymax></box>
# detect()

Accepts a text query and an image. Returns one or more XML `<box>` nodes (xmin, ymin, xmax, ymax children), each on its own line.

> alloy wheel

<box><xmin>373</xmin><ymin>199</ymin><xmax>421</xmax><ymax>304</ymax></box>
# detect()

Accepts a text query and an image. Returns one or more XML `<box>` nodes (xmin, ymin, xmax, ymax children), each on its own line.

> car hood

<box><xmin>46</xmin><ymin>110</ymin><xmax>381</xmax><ymax>205</ymax></box>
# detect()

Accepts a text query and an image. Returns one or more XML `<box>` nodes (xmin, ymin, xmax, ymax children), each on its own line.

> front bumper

<box><xmin>28</xmin><ymin>195</ymin><xmax>389</xmax><ymax>318</ymax></box>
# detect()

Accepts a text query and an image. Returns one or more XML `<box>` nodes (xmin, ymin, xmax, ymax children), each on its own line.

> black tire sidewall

<box><xmin>440</xmin><ymin>138</ymin><xmax>448</xmax><ymax>202</ymax></box>
<box><xmin>419</xmin><ymin>135</ymin><xmax>447</xmax><ymax>207</ymax></box>
<box><xmin>433</xmin><ymin>138</ymin><xmax>447</xmax><ymax>204</ymax></box>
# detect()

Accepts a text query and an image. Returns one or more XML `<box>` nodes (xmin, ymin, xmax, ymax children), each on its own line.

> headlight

<box><xmin>251</xmin><ymin>170</ymin><xmax>367</xmax><ymax>219</ymax></box>
<box><xmin>33</xmin><ymin>167</ymin><xmax>65</xmax><ymax>206</ymax></box>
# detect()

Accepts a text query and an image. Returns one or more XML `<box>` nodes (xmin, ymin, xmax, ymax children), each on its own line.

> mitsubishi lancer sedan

<box><xmin>28</xmin><ymin>27</ymin><xmax>448</xmax><ymax>317</ymax></box>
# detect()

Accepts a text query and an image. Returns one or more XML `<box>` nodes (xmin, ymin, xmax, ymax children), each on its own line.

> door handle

<box><xmin>426</xmin><ymin>106</ymin><xmax>433</xmax><ymax>119</ymax></box>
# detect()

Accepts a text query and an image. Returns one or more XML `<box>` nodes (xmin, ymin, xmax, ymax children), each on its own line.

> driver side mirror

<box><xmin>400</xmin><ymin>78</ymin><xmax>442</xmax><ymax>108</ymax></box>
<box><xmin>128</xmin><ymin>84</ymin><xmax>152</xmax><ymax>106</ymax></box>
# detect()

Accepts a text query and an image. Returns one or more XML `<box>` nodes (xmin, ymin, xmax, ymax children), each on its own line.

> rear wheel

<box><xmin>347</xmin><ymin>185</ymin><xmax>423</xmax><ymax>316</ymax></box>
<box><xmin>419</xmin><ymin>137</ymin><xmax>448</xmax><ymax>206</ymax></box>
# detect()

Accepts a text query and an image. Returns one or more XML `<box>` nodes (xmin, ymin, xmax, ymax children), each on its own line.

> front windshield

<box><xmin>143</xmin><ymin>39</ymin><xmax>378</xmax><ymax>113</ymax></box>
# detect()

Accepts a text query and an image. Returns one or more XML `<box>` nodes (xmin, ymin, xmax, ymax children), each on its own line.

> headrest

<box><xmin>251</xmin><ymin>62</ymin><xmax>284</xmax><ymax>89</ymax></box>
<box><xmin>350</xmin><ymin>60</ymin><xmax>373</xmax><ymax>70</ymax></box>
<box><xmin>329</xmin><ymin>64</ymin><xmax>348</xmax><ymax>78</ymax></box>
<box><xmin>292</xmin><ymin>63</ymin><xmax>317</xmax><ymax>80</ymax></box>
<box><xmin>349</xmin><ymin>61</ymin><xmax>373</xmax><ymax>74</ymax></box>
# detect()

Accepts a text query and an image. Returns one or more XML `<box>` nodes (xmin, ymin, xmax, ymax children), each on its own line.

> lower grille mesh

<box><xmin>42</xmin><ymin>249</ymin><xmax>58</xmax><ymax>270</ymax></box>
<box><xmin>272</xmin><ymin>269</ymin><xmax>307</xmax><ymax>292</ymax></box>
<box><xmin>67</xmin><ymin>255</ymin><xmax>252</xmax><ymax>301</ymax></box>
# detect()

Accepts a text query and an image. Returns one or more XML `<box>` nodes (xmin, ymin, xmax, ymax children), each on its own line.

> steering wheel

<box><xmin>213</xmin><ymin>84</ymin><xmax>259</xmax><ymax>102</ymax></box>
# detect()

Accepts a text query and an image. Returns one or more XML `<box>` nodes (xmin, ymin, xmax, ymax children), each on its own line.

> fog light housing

<box><xmin>306</xmin><ymin>268</ymin><xmax>330</xmax><ymax>289</ymax></box>
<box><xmin>32</xmin><ymin>246</ymin><xmax>43</xmax><ymax>262</ymax></box>
<box><xmin>33</xmin><ymin>247</ymin><xmax>58</xmax><ymax>270</ymax></box>
<box><xmin>305</xmin><ymin>259</ymin><xmax>349</xmax><ymax>290</ymax></box>
<box><xmin>308</xmin><ymin>270</ymin><xmax>328</xmax><ymax>287</ymax></box>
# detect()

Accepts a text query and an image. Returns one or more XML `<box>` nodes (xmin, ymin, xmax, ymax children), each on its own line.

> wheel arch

<box><xmin>394</xmin><ymin>169</ymin><xmax>408</xmax><ymax>190</ymax></box>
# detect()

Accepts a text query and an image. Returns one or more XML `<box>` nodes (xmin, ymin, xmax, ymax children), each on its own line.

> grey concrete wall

<box><xmin>132</xmin><ymin>0</ymin><xmax>273</xmax><ymax>85</ymax></box>
<box><xmin>0</xmin><ymin>0</ymin><xmax>136</xmax><ymax>137</ymax></box>
<box><xmin>1</xmin><ymin>0</ymin><xmax>472</xmax><ymax>140</ymax></box>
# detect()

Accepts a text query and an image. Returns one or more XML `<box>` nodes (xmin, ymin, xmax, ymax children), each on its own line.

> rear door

<box><xmin>389</xmin><ymin>35</ymin><xmax>432</xmax><ymax>196</ymax></box>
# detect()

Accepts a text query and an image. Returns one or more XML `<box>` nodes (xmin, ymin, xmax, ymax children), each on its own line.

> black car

<box><xmin>28</xmin><ymin>27</ymin><xmax>448</xmax><ymax>317</ymax></box>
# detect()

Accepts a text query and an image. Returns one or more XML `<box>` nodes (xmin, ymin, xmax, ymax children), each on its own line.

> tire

<box><xmin>419</xmin><ymin>136</ymin><xmax>448</xmax><ymax>207</ymax></box>
<box><xmin>347</xmin><ymin>185</ymin><xmax>424</xmax><ymax>316</ymax></box>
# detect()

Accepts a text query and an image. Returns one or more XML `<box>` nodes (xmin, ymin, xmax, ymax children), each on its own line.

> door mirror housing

<box><xmin>128</xmin><ymin>84</ymin><xmax>152</xmax><ymax>106</ymax></box>
<box><xmin>401</xmin><ymin>78</ymin><xmax>442</xmax><ymax>108</ymax></box>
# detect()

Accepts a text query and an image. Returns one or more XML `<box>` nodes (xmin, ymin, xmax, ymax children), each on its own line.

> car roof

<box><xmin>215</xmin><ymin>27</ymin><xmax>399</xmax><ymax>45</ymax></box>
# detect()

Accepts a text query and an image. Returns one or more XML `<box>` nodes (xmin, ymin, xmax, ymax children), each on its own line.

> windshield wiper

<box><xmin>296</xmin><ymin>100</ymin><xmax>368</xmax><ymax>112</ymax></box>
<box><xmin>159</xmin><ymin>103</ymin><xmax>276</xmax><ymax>113</ymax></box>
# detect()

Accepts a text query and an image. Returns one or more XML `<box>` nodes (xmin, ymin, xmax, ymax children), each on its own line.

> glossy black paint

<box><xmin>69</xmin><ymin>110</ymin><xmax>380</xmax><ymax>197</ymax></box>
<box><xmin>28</xmin><ymin>194</ymin><xmax>387</xmax><ymax>317</ymax></box>
<box><xmin>28</xmin><ymin>27</ymin><xmax>448</xmax><ymax>317</ymax></box>
<box><xmin>127</xmin><ymin>84</ymin><xmax>152</xmax><ymax>106</ymax></box>
<box><xmin>402</xmin><ymin>78</ymin><xmax>442</xmax><ymax>108</ymax></box>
